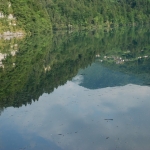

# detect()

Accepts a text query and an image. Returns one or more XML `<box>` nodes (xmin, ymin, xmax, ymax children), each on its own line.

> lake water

<box><xmin>0</xmin><ymin>27</ymin><xmax>150</xmax><ymax>150</ymax></box>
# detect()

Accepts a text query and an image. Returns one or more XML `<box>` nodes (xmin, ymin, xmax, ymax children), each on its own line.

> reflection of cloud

<box><xmin>0</xmin><ymin>83</ymin><xmax>150</xmax><ymax>150</ymax></box>
<box><xmin>72</xmin><ymin>75</ymin><xmax>84</xmax><ymax>85</ymax></box>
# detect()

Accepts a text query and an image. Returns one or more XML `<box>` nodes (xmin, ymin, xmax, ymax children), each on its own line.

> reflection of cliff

<box><xmin>0</xmin><ymin>27</ymin><xmax>150</xmax><ymax>109</ymax></box>
<box><xmin>0</xmin><ymin>35</ymin><xmax>52</xmax><ymax>108</ymax></box>
<box><xmin>0</xmin><ymin>38</ymin><xmax>21</xmax><ymax>68</ymax></box>
<box><xmin>0</xmin><ymin>32</ymin><xmax>96</xmax><ymax>108</ymax></box>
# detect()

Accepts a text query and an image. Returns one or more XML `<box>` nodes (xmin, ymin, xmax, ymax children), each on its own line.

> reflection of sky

<box><xmin>0</xmin><ymin>82</ymin><xmax>150</xmax><ymax>150</ymax></box>
<box><xmin>73</xmin><ymin>62</ymin><xmax>145</xmax><ymax>89</ymax></box>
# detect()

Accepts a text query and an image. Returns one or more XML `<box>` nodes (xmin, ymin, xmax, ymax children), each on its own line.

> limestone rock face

<box><xmin>0</xmin><ymin>12</ymin><xmax>5</xmax><ymax>18</ymax></box>
<box><xmin>8</xmin><ymin>14</ymin><xmax>15</xmax><ymax>20</ymax></box>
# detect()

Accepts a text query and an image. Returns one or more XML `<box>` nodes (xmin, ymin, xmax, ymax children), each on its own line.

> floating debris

<box><xmin>104</xmin><ymin>119</ymin><xmax>113</xmax><ymax>121</ymax></box>
<box><xmin>80</xmin><ymin>73</ymin><xmax>86</xmax><ymax>75</ymax></box>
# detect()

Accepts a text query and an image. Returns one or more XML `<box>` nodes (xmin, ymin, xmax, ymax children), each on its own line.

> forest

<box><xmin>0</xmin><ymin>0</ymin><xmax>52</xmax><ymax>33</ymax></box>
<box><xmin>43</xmin><ymin>0</ymin><xmax>150</xmax><ymax>29</ymax></box>
<box><xmin>0</xmin><ymin>0</ymin><xmax>150</xmax><ymax>32</ymax></box>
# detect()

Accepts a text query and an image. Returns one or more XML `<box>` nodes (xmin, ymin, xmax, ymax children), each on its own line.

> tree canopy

<box><xmin>0</xmin><ymin>0</ymin><xmax>149</xmax><ymax>32</ymax></box>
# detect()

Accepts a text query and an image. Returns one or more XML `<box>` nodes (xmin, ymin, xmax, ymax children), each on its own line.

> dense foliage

<box><xmin>42</xmin><ymin>0</ymin><xmax>150</xmax><ymax>29</ymax></box>
<box><xmin>0</xmin><ymin>0</ymin><xmax>52</xmax><ymax>33</ymax></box>
<box><xmin>10</xmin><ymin>0</ymin><xmax>52</xmax><ymax>33</ymax></box>
<box><xmin>1</xmin><ymin>0</ymin><xmax>150</xmax><ymax>32</ymax></box>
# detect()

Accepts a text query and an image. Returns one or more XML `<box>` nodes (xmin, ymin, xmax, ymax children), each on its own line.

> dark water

<box><xmin>0</xmin><ymin>27</ymin><xmax>150</xmax><ymax>150</ymax></box>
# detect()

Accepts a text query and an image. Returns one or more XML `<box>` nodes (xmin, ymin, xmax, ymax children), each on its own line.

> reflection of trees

<box><xmin>0</xmin><ymin>35</ymin><xmax>52</xmax><ymax>107</ymax></box>
<box><xmin>0</xmin><ymin>26</ymin><xmax>150</xmax><ymax>110</ymax></box>
<box><xmin>100</xmin><ymin>57</ymin><xmax>150</xmax><ymax>83</ymax></box>
<box><xmin>95</xmin><ymin>27</ymin><xmax>150</xmax><ymax>83</ymax></box>
<box><xmin>0</xmin><ymin>32</ymin><xmax>96</xmax><ymax>108</ymax></box>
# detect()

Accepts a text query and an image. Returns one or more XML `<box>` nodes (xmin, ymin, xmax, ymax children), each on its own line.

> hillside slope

<box><xmin>0</xmin><ymin>0</ymin><xmax>52</xmax><ymax>33</ymax></box>
<box><xmin>42</xmin><ymin>0</ymin><xmax>150</xmax><ymax>29</ymax></box>
<box><xmin>0</xmin><ymin>1</ymin><xmax>150</xmax><ymax>32</ymax></box>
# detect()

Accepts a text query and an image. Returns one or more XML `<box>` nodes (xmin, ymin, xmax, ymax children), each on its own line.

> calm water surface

<box><xmin>0</xmin><ymin>28</ymin><xmax>150</xmax><ymax>150</ymax></box>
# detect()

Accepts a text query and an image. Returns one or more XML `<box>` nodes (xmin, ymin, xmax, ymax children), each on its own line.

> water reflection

<box><xmin>0</xmin><ymin>27</ymin><xmax>150</xmax><ymax>150</ymax></box>
<box><xmin>0</xmin><ymin>83</ymin><xmax>150</xmax><ymax>150</ymax></box>
<box><xmin>73</xmin><ymin>61</ymin><xmax>149</xmax><ymax>89</ymax></box>
<box><xmin>0</xmin><ymin>27</ymin><xmax>150</xmax><ymax>109</ymax></box>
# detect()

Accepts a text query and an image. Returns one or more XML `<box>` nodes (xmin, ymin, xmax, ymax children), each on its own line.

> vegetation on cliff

<box><xmin>42</xmin><ymin>0</ymin><xmax>150</xmax><ymax>29</ymax></box>
<box><xmin>0</xmin><ymin>0</ymin><xmax>52</xmax><ymax>33</ymax></box>
<box><xmin>1</xmin><ymin>0</ymin><xmax>150</xmax><ymax>32</ymax></box>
